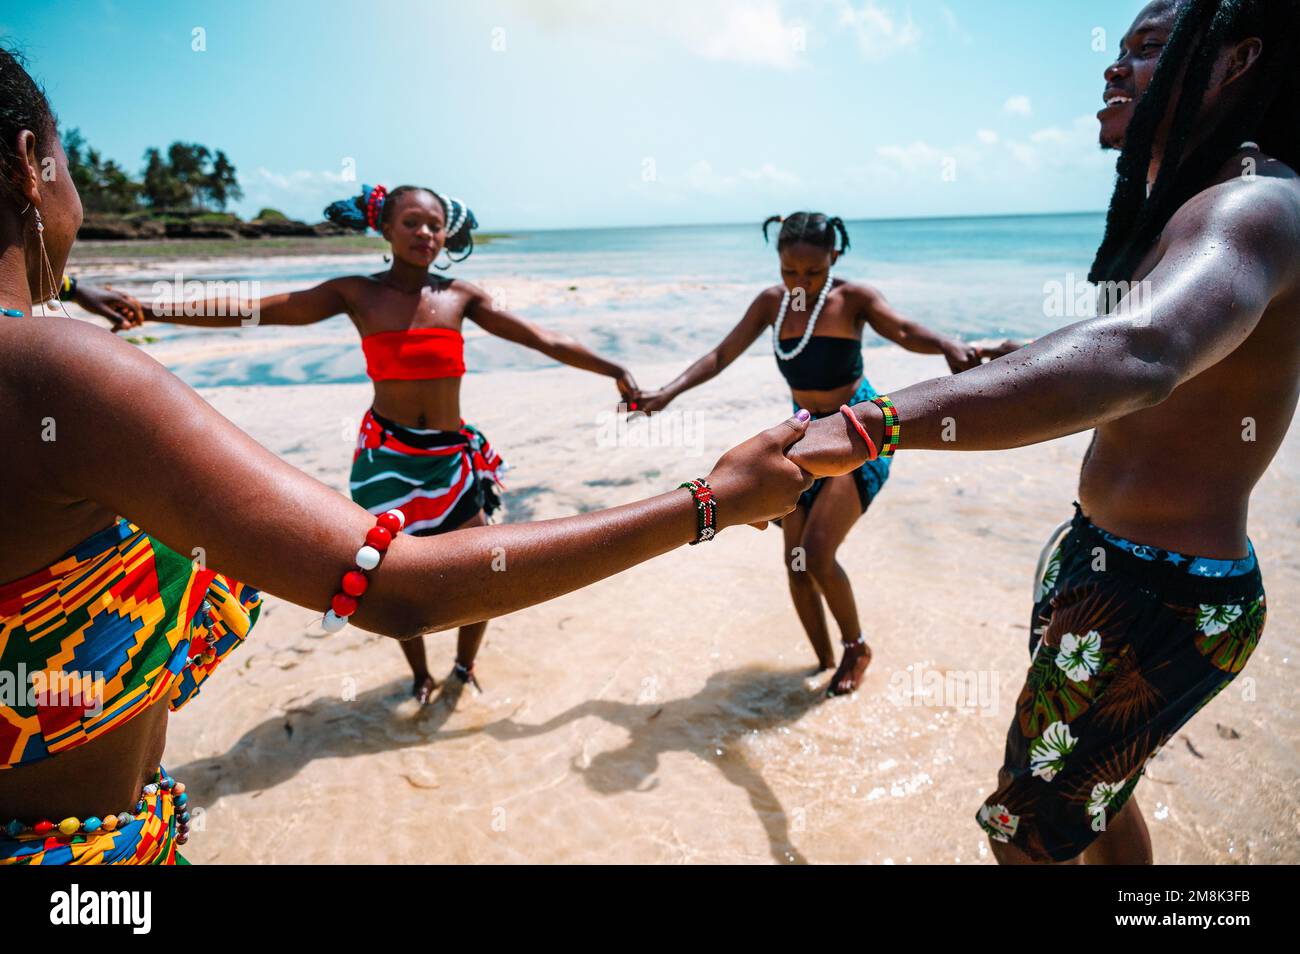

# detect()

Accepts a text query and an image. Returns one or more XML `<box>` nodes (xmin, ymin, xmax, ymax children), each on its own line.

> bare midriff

<box><xmin>0</xmin><ymin>695</ymin><xmax>169</xmax><ymax>824</ymax></box>
<box><xmin>370</xmin><ymin>377</ymin><xmax>465</xmax><ymax>432</ymax></box>
<box><xmin>1079</xmin><ymin>294</ymin><xmax>1300</xmax><ymax>558</ymax></box>
<box><xmin>792</xmin><ymin>376</ymin><xmax>865</xmax><ymax>418</ymax></box>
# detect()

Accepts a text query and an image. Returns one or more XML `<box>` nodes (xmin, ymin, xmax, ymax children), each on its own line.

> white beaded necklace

<box><xmin>773</xmin><ymin>278</ymin><xmax>833</xmax><ymax>361</ymax></box>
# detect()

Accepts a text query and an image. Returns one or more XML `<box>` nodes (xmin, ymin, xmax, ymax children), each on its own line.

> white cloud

<box><xmin>863</xmin><ymin>115</ymin><xmax>1109</xmax><ymax>188</ymax></box>
<box><xmin>739</xmin><ymin>162</ymin><xmax>802</xmax><ymax>188</ymax></box>
<box><xmin>837</xmin><ymin>1</ymin><xmax>920</xmax><ymax>60</ymax></box>
<box><xmin>693</xmin><ymin>2</ymin><xmax>808</xmax><ymax>69</ymax></box>
<box><xmin>1006</xmin><ymin>115</ymin><xmax>1110</xmax><ymax>172</ymax></box>
<box><xmin>1006</xmin><ymin>141</ymin><xmax>1039</xmax><ymax>169</ymax></box>
<box><xmin>1003</xmin><ymin>95</ymin><xmax>1033</xmax><ymax>117</ymax></box>
<box><xmin>239</xmin><ymin>167</ymin><xmax>354</xmax><ymax>219</ymax></box>
<box><xmin>253</xmin><ymin>168</ymin><xmax>350</xmax><ymax>192</ymax></box>
<box><xmin>504</xmin><ymin>0</ymin><xmax>807</xmax><ymax>70</ymax></box>
<box><xmin>684</xmin><ymin>159</ymin><xmax>802</xmax><ymax>194</ymax></box>
<box><xmin>875</xmin><ymin>140</ymin><xmax>948</xmax><ymax>170</ymax></box>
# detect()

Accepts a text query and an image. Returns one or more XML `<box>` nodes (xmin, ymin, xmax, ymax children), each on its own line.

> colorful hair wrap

<box><xmin>324</xmin><ymin>183</ymin><xmax>386</xmax><ymax>232</ymax></box>
<box><xmin>365</xmin><ymin>184</ymin><xmax>388</xmax><ymax>231</ymax></box>
<box><xmin>323</xmin><ymin>185</ymin><xmax>479</xmax><ymax>262</ymax></box>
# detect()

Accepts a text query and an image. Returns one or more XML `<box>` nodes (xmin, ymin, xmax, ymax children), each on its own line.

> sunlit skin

<box><xmin>70</xmin><ymin>281</ymin><xmax>144</xmax><ymax>327</ymax></box>
<box><xmin>788</xmin><ymin>0</ymin><xmax>1300</xmax><ymax>863</ymax></box>
<box><xmin>640</xmin><ymin>240</ymin><xmax>980</xmax><ymax>696</ymax></box>
<box><xmin>139</xmin><ymin>189</ymin><xmax>642</xmax><ymax>703</ymax></box>
<box><xmin>0</xmin><ymin>118</ymin><xmax>814</xmax><ymax>825</ymax></box>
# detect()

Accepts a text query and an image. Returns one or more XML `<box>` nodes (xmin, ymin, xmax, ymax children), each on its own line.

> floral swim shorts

<box><xmin>976</xmin><ymin>503</ymin><xmax>1266</xmax><ymax>862</ymax></box>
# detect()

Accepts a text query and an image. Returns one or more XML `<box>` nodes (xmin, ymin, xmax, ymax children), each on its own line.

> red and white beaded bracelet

<box><xmin>678</xmin><ymin>478</ymin><xmax>717</xmax><ymax>545</ymax></box>
<box><xmin>322</xmin><ymin>509</ymin><xmax>405</xmax><ymax>632</ymax></box>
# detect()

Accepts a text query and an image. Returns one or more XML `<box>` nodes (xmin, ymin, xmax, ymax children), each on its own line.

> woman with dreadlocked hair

<box><xmin>141</xmin><ymin>183</ymin><xmax>641</xmax><ymax>704</ymax></box>
<box><xmin>639</xmin><ymin>212</ymin><xmax>983</xmax><ymax>696</ymax></box>
<box><xmin>788</xmin><ymin>0</ymin><xmax>1300</xmax><ymax>863</ymax></box>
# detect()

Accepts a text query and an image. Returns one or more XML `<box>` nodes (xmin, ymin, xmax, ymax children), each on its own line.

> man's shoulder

<box><xmin>1169</xmin><ymin>167</ymin><xmax>1300</xmax><ymax>254</ymax></box>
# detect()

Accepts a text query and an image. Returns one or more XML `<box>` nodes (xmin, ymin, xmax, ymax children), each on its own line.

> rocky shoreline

<box><xmin>78</xmin><ymin>212</ymin><xmax>351</xmax><ymax>242</ymax></box>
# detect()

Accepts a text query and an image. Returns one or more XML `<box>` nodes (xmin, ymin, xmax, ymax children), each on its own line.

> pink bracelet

<box><xmin>840</xmin><ymin>405</ymin><xmax>879</xmax><ymax>461</ymax></box>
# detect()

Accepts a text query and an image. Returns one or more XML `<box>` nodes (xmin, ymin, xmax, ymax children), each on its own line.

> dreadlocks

<box><xmin>1089</xmin><ymin>0</ymin><xmax>1300</xmax><ymax>285</ymax></box>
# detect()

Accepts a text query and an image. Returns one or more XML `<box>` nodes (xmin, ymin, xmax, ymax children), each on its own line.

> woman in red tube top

<box><xmin>143</xmin><ymin>184</ymin><xmax>640</xmax><ymax>704</ymax></box>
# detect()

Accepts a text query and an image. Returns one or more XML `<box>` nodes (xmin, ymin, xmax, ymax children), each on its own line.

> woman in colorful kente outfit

<box><xmin>638</xmin><ymin>213</ymin><xmax>988</xmax><ymax>696</ymax></box>
<box><xmin>0</xmin><ymin>46</ymin><xmax>812</xmax><ymax>864</ymax></box>
<box><xmin>136</xmin><ymin>184</ymin><xmax>641</xmax><ymax>704</ymax></box>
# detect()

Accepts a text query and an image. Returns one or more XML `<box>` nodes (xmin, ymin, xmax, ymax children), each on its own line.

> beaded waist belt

<box><xmin>1</xmin><ymin>767</ymin><xmax>190</xmax><ymax>865</ymax></box>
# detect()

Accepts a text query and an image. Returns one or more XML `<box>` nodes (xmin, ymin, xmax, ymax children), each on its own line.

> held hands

<box><xmin>634</xmin><ymin>387</ymin><xmax>674</xmax><ymax>414</ymax></box>
<box><xmin>614</xmin><ymin>367</ymin><xmax>642</xmax><ymax>411</ymax></box>
<box><xmin>942</xmin><ymin>339</ymin><xmax>981</xmax><ymax>374</ymax></box>
<box><xmin>706</xmin><ymin>410</ymin><xmax>815</xmax><ymax>530</ymax></box>
<box><xmin>615</xmin><ymin>373</ymin><xmax>675</xmax><ymax>416</ymax></box>
<box><xmin>974</xmin><ymin>339</ymin><xmax>1026</xmax><ymax>362</ymax></box>
<box><xmin>77</xmin><ymin>283</ymin><xmax>146</xmax><ymax>332</ymax></box>
<box><xmin>786</xmin><ymin>406</ymin><xmax>878</xmax><ymax>478</ymax></box>
<box><xmin>943</xmin><ymin>338</ymin><xmax>1029</xmax><ymax>374</ymax></box>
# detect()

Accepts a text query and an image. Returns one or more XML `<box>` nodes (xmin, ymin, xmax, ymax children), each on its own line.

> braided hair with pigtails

<box><xmin>1089</xmin><ymin>0</ymin><xmax>1300</xmax><ymax>286</ymax></box>
<box><xmin>762</xmin><ymin>212</ymin><xmax>851</xmax><ymax>254</ymax></box>
<box><xmin>324</xmin><ymin>184</ymin><xmax>480</xmax><ymax>266</ymax></box>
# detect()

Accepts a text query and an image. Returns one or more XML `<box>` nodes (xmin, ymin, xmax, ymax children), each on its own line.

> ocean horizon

<box><xmin>108</xmin><ymin>211</ymin><xmax>1111</xmax><ymax>389</ymax></box>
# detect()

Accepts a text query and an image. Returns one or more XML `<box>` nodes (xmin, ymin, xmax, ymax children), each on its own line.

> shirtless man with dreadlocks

<box><xmin>789</xmin><ymin>0</ymin><xmax>1300</xmax><ymax>864</ymax></box>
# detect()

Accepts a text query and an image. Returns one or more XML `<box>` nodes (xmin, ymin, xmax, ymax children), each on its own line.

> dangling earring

<box><xmin>31</xmin><ymin>206</ymin><xmax>67</xmax><ymax>317</ymax></box>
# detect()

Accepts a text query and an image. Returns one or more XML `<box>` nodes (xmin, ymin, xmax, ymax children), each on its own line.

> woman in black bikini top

<box><xmin>637</xmin><ymin>212</ymin><xmax>984</xmax><ymax>696</ymax></box>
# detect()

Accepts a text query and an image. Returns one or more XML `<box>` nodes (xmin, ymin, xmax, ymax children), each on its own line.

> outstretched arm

<box><xmin>68</xmin><ymin>281</ymin><xmax>146</xmax><ymax>331</ymax></box>
<box><xmin>20</xmin><ymin>319</ymin><xmax>810</xmax><ymax>639</ymax></box>
<box><xmin>859</xmin><ymin>285</ymin><xmax>979</xmax><ymax>373</ymax></box>
<box><xmin>639</xmin><ymin>289</ymin><xmax>775</xmax><ymax>413</ymax></box>
<box><xmin>465</xmin><ymin>285</ymin><xmax>638</xmax><ymax>401</ymax></box>
<box><xmin>790</xmin><ymin>179</ymin><xmax>1298</xmax><ymax>474</ymax></box>
<box><xmin>142</xmin><ymin>278</ymin><xmax>352</xmax><ymax>329</ymax></box>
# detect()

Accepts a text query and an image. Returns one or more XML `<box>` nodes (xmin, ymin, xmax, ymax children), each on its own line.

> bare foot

<box><xmin>811</xmin><ymin>654</ymin><xmax>836</xmax><ymax>676</ymax></box>
<box><xmin>412</xmin><ymin>674</ymin><xmax>437</xmax><ymax>705</ymax></box>
<box><xmin>453</xmin><ymin>661</ymin><xmax>483</xmax><ymax>693</ymax></box>
<box><xmin>827</xmin><ymin>640</ymin><xmax>872</xmax><ymax>696</ymax></box>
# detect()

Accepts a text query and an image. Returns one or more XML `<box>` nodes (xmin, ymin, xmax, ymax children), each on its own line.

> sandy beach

<box><xmin>66</xmin><ymin>275</ymin><xmax>1296</xmax><ymax>866</ymax></box>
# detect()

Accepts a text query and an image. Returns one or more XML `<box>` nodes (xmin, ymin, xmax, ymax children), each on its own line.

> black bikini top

<box><xmin>775</xmin><ymin>336</ymin><xmax>863</xmax><ymax>390</ymax></box>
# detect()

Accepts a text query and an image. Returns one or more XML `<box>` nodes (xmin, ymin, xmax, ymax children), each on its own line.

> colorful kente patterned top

<box><xmin>0</xmin><ymin>519</ymin><xmax>261</xmax><ymax>769</ymax></box>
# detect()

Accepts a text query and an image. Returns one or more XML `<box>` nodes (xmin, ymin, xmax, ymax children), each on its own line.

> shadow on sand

<box><xmin>172</xmin><ymin>664</ymin><xmax>827</xmax><ymax>863</ymax></box>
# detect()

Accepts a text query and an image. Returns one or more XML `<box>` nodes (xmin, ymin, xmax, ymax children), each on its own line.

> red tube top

<box><xmin>361</xmin><ymin>327</ymin><xmax>466</xmax><ymax>381</ymax></box>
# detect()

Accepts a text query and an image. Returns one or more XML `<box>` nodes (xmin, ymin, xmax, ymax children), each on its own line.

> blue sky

<box><xmin>2</xmin><ymin>0</ymin><xmax>1147</xmax><ymax>229</ymax></box>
